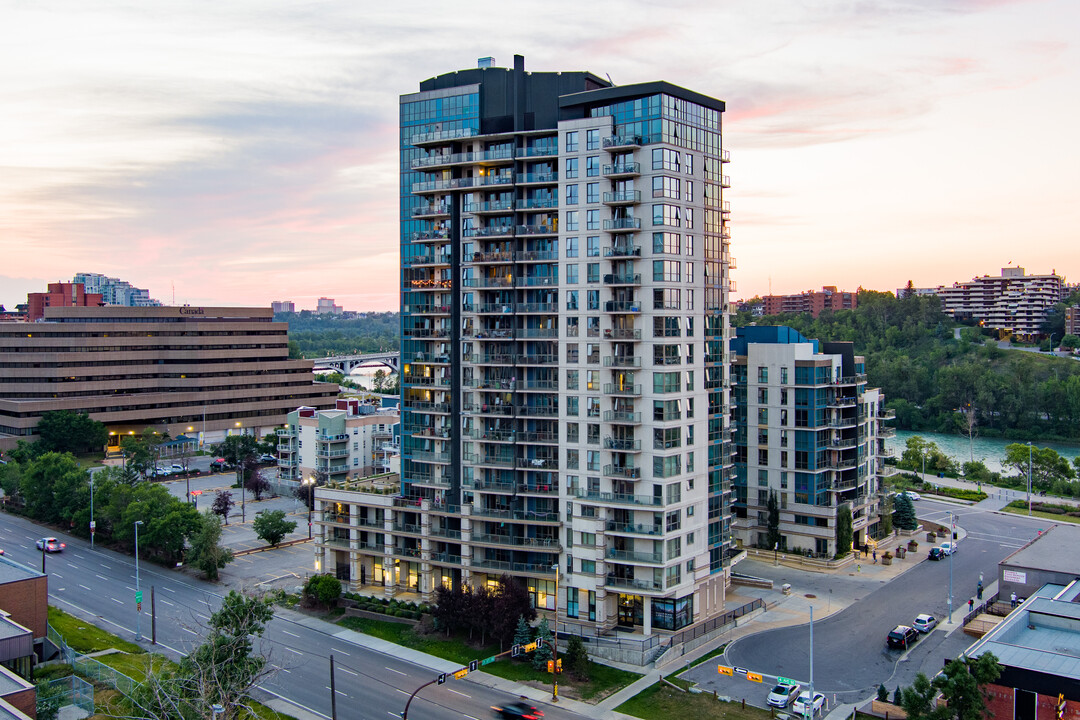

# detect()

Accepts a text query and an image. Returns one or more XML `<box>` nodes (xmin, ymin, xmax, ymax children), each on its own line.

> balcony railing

<box><xmin>602</xmin><ymin>190</ymin><xmax>642</xmax><ymax>205</ymax></box>
<box><xmin>604</xmin><ymin>438</ymin><xmax>641</xmax><ymax>451</ymax></box>
<box><xmin>603</xmin><ymin>464</ymin><xmax>642</xmax><ymax>480</ymax></box>
<box><xmin>604</xmin><ymin>244</ymin><xmax>641</xmax><ymax>258</ymax></box>
<box><xmin>574</xmin><ymin>489</ymin><xmax>658</xmax><ymax>506</ymax></box>
<box><xmin>602</xmin><ymin>134</ymin><xmax>644</xmax><ymax>149</ymax></box>
<box><xmin>604</xmin><ymin>575</ymin><xmax>662</xmax><ymax>592</ymax></box>
<box><xmin>604</xmin><ymin>355</ymin><xmax>641</xmax><ymax>367</ymax></box>
<box><xmin>602</xmin><ymin>162</ymin><xmax>641</xmax><ymax>177</ymax></box>
<box><xmin>604</xmin><ymin>328</ymin><xmax>641</xmax><ymax>340</ymax></box>
<box><xmin>603</xmin><ymin>218</ymin><xmax>641</xmax><ymax>231</ymax></box>
<box><xmin>471</xmin><ymin>507</ymin><xmax>560</xmax><ymax>523</ymax></box>
<box><xmin>603</xmin><ymin>411</ymin><xmax>641</xmax><ymax>424</ymax></box>
<box><xmin>607</xmin><ymin>549</ymin><xmax>663</xmax><ymax>564</ymax></box>
<box><xmin>603</xmin><ymin>383</ymin><xmax>642</xmax><ymax>396</ymax></box>
<box><xmin>605</xmin><ymin>521</ymin><xmax>663</xmax><ymax>536</ymax></box>
<box><xmin>604</xmin><ymin>301</ymin><xmax>642</xmax><ymax>313</ymax></box>
<box><xmin>603</xmin><ymin>273</ymin><xmax>641</xmax><ymax>285</ymax></box>
<box><xmin>474</xmin><ymin>559</ymin><xmax>558</xmax><ymax>576</ymax></box>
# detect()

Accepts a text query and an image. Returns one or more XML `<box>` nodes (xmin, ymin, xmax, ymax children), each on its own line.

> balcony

<box><xmin>602</xmin><ymin>162</ymin><xmax>641</xmax><ymax>178</ymax></box>
<box><xmin>517</xmin><ymin>431</ymin><xmax>559</xmax><ymax>444</ymax></box>
<box><xmin>315</xmin><ymin>448</ymin><xmax>349</xmax><ymax>459</ymax></box>
<box><xmin>605</xmin><ymin>575</ymin><xmax>662</xmax><ymax>592</ymax></box>
<box><xmin>603</xmin><ymin>218</ymin><xmax>641</xmax><ymax>231</ymax></box>
<box><xmin>604</xmin><ymin>328</ymin><xmax>641</xmax><ymax>340</ymax></box>
<box><xmin>829</xmin><ymin>397</ymin><xmax>857</xmax><ymax>409</ymax></box>
<box><xmin>605</xmin><ymin>521</ymin><xmax>663</xmax><ymax>536</ymax></box>
<box><xmin>603</xmin><ymin>383</ymin><xmax>642</xmax><ymax>396</ymax></box>
<box><xmin>464</xmin><ymin>226</ymin><xmax>515</xmax><ymax>239</ymax></box>
<box><xmin>604</xmin><ymin>244</ymin><xmax>641</xmax><ymax>258</ymax></box>
<box><xmin>603</xmin><ymin>411</ymin><xmax>641</xmax><ymax>424</ymax></box>
<box><xmin>607</xmin><ymin>549</ymin><xmax>663</xmax><ymax>564</ymax></box>
<box><xmin>829</xmin><ymin>438</ymin><xmax>857</xmax><ymax>450</ymax></box>
<box><xmin>517</xmin><ymin>250</ymin><xmax>559</xmax><ymax>263</ymax></box>
<box><xmin>464</xmin><ymin>452</ymin><xmax>516</xmax><ymax>469</ymax></box>
<box><xmin>518</xmin><ymin>144</ymin><xmax>559</xmax><ymax>158</ymax></box>
<box><xmin>411</xmin><ymin>229</ymin><xmax>451</xmax><ymax>242</ymax></box>
<box><xmin>879</xmin><ymin>426</ymin><xmax>897</xmax><ymax>438</ymax></box>
<box><xmin>516</xmin><ymin>172</ymin><xmax>558</xmax><ymax>185</ymax></box>
<box><xmin>604</xmin><ymin>301</ymin><xmax>642</xmax><ymax>314</ymax></box>
<box><xmin>604</xmin><ymin>438</ymin><xmax>642</xmax><ymax>451</ymax></box>
<box><xmin>402</xmin><ymin>374</ymin><xmax>451</xmax><ymax>387</ymax></box>
<box><xmin>472</xmin><ymin>534</ymin><xmax>560</xmax><ymax>550</ymax></box>
<box><xmin>602</xmin><ymin>190</ymin><xmax>642</xmax><ymax>206</ymax></box>
<box><xmin>603</xmin><ymin>134</ymin><xmax>643</xmax><ymax>150</ymax></box>
<box><xmin>604</xmin><ymin>356</ymin><xmax>641</xmax><ymax>368</ymax></box>
<box><xmin>517</xmin><ymin>457</ymin><xmax>558</xmax><ymax>470</ymax></box>
<box><xmin>515</xmin><ymin>224</ymin><xmax>557</xmax><ymax>236</ymax></box>
<box><xmin>517</xmin><ymin>353</ymin><xmax>559</xmax><ymax>365</ymax></box>
<box><xmin>603</xmin><ymin>273</ymin><xmax>642</xmax><ymax>286</ymax></box>
<box><xmin>471</xmin><ymin>507</ymin><xmax>561</xmax><ymax>523</ymax></box>
<box><xmin>410</xmin><ymin>127</ymin><xmax>479</xmax><ymax>146</ymax></box>
<box><xmin>429</xmin><ymin>552</ymin><xmax>464</xmax><ymax>566</ymax></box>
<box><xmin>429</xmin><ymin>526</ymin><xmax>462</xmax><ymax>540</ymax></box>
<box><xmin>464</xmin><ymin>200</ymin><xmax>515</xmax><ymax>215</ymax></box>
<box><xmin>603</xmin><ymin>464</ymin><xmax>642</xmax><ymax>480</ymax></box>
<box><xmin>515</xmin><ymin>405</ymin><xmax>558</xmax><ymax>417</ymax></box>
<box><xmin>410</xmin><ymin>450</ymin><xmax>451</xmax><ymax>464</ymax></box>
<box><xmin>410</xmin><ymin>148</ymin><xmax>515</xmax><ymax>170</ymax></box>
<box><xmin>474</xmin><ymin>559</ymin><xmax>558</xmax><ymax>576</ymax></box>
<box><xmin>575</xmin><ymin>489</ymin><xmax>658</xmax><ymax>507</ymax></box>
<box><xmin>516</xmin><ymin>198</ymin><xmax>558</xmax><ymax>211</ymax></box>
<box><xmin>411</xmin><ymin>203</ymin><xmax>451</xmax><ymax>218</ymax></box>
<box><xmin>831</xmin><ymin>458</ymin><xmax>858</xmax><ymax>470</ymax></box>
<box><xmin>275</xmin><ymin>428</ymin><xmax>296</xmax><ymax>437</ymax></box>
<box><xmin>720</xmin><ymin>175</ymin><xmax>731</xmax><ymax>188</ymax></box>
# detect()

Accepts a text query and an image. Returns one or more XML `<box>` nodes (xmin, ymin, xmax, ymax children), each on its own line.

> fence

<box><xmin>962</xmin><ymin>591</ymin><xmax>1001</xmax><ymax>626</ymax></box>
<box><xmin>47</xmin><ymin>622</ymin><xmax>140</xmax><ymax>697</ymax></box>
<box><xmin>667</xmin><ymin>598</ymin><xmax>764</xmax><ymax>648</ymax></box>
<box><xmin>41</xmin><ymin>675</ymin><xmax>95</xmax><ymax>716</ymax></box>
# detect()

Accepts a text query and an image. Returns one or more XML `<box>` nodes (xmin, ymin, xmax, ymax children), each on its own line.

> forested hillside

<box><xmin>736</xmin><ymin>291</ymin><xmax>1080</xmax><ymax>441</ymax></box>
<box><xmin>278</xmin><ymin>311</ymin><xmax>399</xmax><ymax>358</ymax></box>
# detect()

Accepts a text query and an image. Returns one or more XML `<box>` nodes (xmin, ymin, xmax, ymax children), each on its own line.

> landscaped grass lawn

<box><xmin>337</xmin><ymin>615</ymin><xmax>641</xmax><ymax>701</ymax></box>
<box><xmin>1000</xmin><ymin>504</ymin><xmax>1080</xmax><ymax>524</ymax></box>
<box><xmin>616</xmin><ymin>681</ymin><xmax>776</xmax><ymax>720</ymax></box>
<box><xmin>48</xmin><ymin>607</ymin><xmax>142</xmax><ymax>654</ymax></box>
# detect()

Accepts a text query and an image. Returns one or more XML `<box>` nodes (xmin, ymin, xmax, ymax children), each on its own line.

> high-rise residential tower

<box><xmin>327</xmin><ymin>56</ymin><xmax>734</xmax><ymax>635</ymax></box>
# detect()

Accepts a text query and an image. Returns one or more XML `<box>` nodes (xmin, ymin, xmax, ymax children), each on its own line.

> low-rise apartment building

<box><xmin>0</xmin><ymin>306</ymin><xmax>337</xmax><ymax>450</ymax></box>
<box><xmin>730</xmin><ymin>326</ymin><xmax>890</xmax><ymax>556</ymax></box>
<box><xmin>26</xmin><ymin>282</ymin><xmax>104</xmax><ymax>322</ymax></box>
<box><xmin>276</xmin><ymin>400</ymin><xmax>398</xmax><ymax>483</ymax></box>
<box><xmin>761</xmin><ymin>286</ymin><xmax>858</xmax><ymax>318</ymax></box>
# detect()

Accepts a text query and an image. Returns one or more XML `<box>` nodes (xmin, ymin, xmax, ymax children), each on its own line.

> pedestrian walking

<box><xmin>969</xmin><ymin>598</ymin><xmax>974</xmax><ymax>612</ymax></box>
<box><xmin>872</xmin><ymin>549</ymin><xmax>877</xmax><ymax>564</ymax></box>
<box><xmin>1011</xmin><ymin>592</ymin><xmax>1017</xmax><ymax>608</ymax></box>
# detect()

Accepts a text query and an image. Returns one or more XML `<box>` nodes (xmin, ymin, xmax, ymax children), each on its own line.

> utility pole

<box><xmin>806</xmin><ymin>606</ymin><xmax>814</xmax><ymax>720</ymax></box>
<box><xmin>947</xmin><ymin>511</ymin><xmax>954</xmax><ymax>623</ymax></box>
<box><xmin>134</xmin><ymin>520</ymin><xmax>144</xmax><ymax>641</ymax></box>
<box><xmin>552</xmin><ymin>564</ymin><xmax>560</xmax><ymax>702</ymax></box>
<box><xmin>329</xmin><ymin>655</ymin><xmax>338</xmax><ymax>720</ymax></box>
<box><xmin>90</xmin><ymin>472</ymin><xmax>95</xmax><ymax>549</ymax></box>
<box><xmin>151</xmin><ymin>586</ymin><xmax>157</xmax><ymax>644</ymax></box>
<box><xmin>1027</xmin><ymin>442</ymin><xmax>1033</xmax><ymax>516</ymax></box>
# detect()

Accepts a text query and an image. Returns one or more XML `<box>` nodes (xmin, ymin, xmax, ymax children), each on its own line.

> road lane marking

<box><xmin>446</xmin><ymin>688</ymin><xmax>470</xmax><ymax>698</ymax></box>
<box><xmin>183</xmin><ymin>627</ymin><xmax>198</xmax><ymax>635</ymax></box>
<box><xmin>161</xmin><ymin>600</ymin><xmax>175</xmax><ymax>607</ymax></box>
<box><xmin>53</xmin><ymin>573</ymin><xmax>63</xmax><ymax>579</ymax></box>
<box><xmin>96</xmin><ymin>574</ymin><xmax>108</xmax><ymax>581</ymax></box>
<box><xmin>330</xmin><ymin>648</ymin><xmax>350</xmax><ymax>657</ymax></box>
<box><xmin>197</xmin><ymin>614</ymin><xmax>210</xmax><ymax>621</ymax></box>
<box><xmin>286</xmin><ymin>648</ymin><xmax>303</xmax><ymax>656</ymax></box>
<box><xmin>385</xmin><ymin>666</ymin><xmax>407</xmax><ymax>676</ymax></box>
<box><xmin>111</xmin><ymin>598</ymin><xmax>124</xmax><ymax>605</ymax></box>
<box><xmin>282</xmin><ymin>630</ymin><xmax>300</xmax><ymax>638</ymax></box>
<box><xmin>99</xmin><ymin>563</ymin><xmax>111</xmax><ymax>569</ymax></box>
<box><xmin>464</xmin><ymin>715</ymin><xmax>480</xmax><ymax>720</ymax></box>
<box><xmin>162</xmin><ymin>586</ymin><xmax>176</xmax><ymax>593</ymax></box>
<box><xmin>395</xmin><ymin>688</ymin><xmax>409</xmax><ymax>695</ymax></box>
<box><xmin>79</xmin><ymin>585</ymin><xmax>92</xmax><ymax>591</ymax></box>
<box><xmin>339</xmin><ymin>668</ymin><xmax>358</xmax><ymax>677</ymax></box>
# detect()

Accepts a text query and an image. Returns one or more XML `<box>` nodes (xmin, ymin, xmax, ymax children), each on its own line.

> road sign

<box><xmin>733</xmin><ymin>666</ymin><xmax>749</xmax><ymax>675</ymax></box>
<box><xmin>718</xmin><ymin>665</ymin><xmax>734</xmax><ymax>676</ymax></box>
<box><xmin>468</xmin><ymin>660</ymin><xmax>478</xmax><ymax>672</ymax></box>
<box><xmin>481</xmin><ymin>656</ymin><xmax>497</xmax><ymax>666</ymax></box>
<box><xmin>778</xmin><ymin>676</ymin><xmax>797</xmax><ymax>686</ymax></box>
<box><xmin>135</xmin><ymin>591</ymin><xmax>143</xmax><ymax>603</ymax></box>
<box><xmin>437</xmin><ymin>673</ymin><xmax>446</xmax><ymax>685</ymax></box>
<box><xmin>747</xmin><ymin>672</ymin><xmax>763</xmax><ymax>683</ymax></box>
<box><xmin>90</xmin><ymin>521</ymin><xmax>96</xmax><ymax>530</ymax></box>
<box><xmin>511</xmin><ymin>644</ymin><xmax>522</xmax><ymax>658</ymax></box>
<box><xmin>453</xmin><ymin>669</ymin><xmax>468</xmax><ymax>680</ymax></box>
<box><xmin>192</xmin><ymin>490</ymin><xmax>203</xmax><ymax>496</ymax></box>
<box><xmin>536</xmin><ymin>637</ymin><xmax>545</xmax><ymax>648</ymax></box>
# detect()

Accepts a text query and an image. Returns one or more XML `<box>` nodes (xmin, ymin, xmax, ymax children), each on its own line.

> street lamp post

<box><xmin>134</xmin><ymin>520</ymin><xmax>144</xmax><ymax>641</ymax></box>
<box><xmin>90</xmin><ymin>472</ymin><xmax>95</xmax><ymax>549</ymax></box>
<box><xmin>921</xmin><ymin>447</ymin><xmax>927</xmax><ymax>480</ymax></box>
<box><xmin>1027</xmin><ymin>441</ymin><xmax>1033</xmax><ymax>516</ymax></box>
<box><xmin>305</xmin><ymin>475</ymin><xmax>316</xmax><ymax>539</ymax></box>
<box><xmin>552</xmin><ymin>564</ymin><xmax>560</xmax><ymax>702</ymax></box>
<box><xmin>947</xmin><ymin>511</ymin><xmax>954</xmax><ymax>623</ymax></box>
<box><xmin>805</xmin><ymin>606</ymin><xmax>814</xmax><ymax>720</ymax></box>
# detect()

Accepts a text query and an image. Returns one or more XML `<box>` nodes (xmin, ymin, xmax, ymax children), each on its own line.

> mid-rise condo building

<box><xmin>934</xmin><ymin>267</ymin><xmax>1065</xmax><ymax>338</ymax></box>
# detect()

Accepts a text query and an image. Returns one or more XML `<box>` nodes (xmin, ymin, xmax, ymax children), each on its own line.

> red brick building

<box><xmin>761</xmin><ymin>286</ymin><xmax>859</xmax><ymax>318</ymax></box>
<box><xmin>26</xmin><ymin>282</ymin><xmax>104</xmax><ymax>322</ymax></box>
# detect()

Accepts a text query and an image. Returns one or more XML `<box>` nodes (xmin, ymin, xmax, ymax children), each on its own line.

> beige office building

<box><xmin>0</xmin><ymin>306</ymin><xmax>337</xmax><ymax>450</ymax></box>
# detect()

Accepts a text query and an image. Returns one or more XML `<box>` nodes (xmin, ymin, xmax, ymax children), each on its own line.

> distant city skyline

<box><xmin>2</xmin><ymin>0</ymin><xmax>1078</xmax><ymax>310</ymax></box>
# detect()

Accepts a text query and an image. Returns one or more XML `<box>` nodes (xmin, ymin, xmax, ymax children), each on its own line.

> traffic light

<box><xmin>557</xmin><ymin>659</ymin><xmax>563</xmax><ymax>673</ymax></box>
<box><xmin>1057</xmin><ymin>693</ymin><xmax>1066</xmax><ymax>720</ymax></box>
<box><xmin>547</xmin><ymin>660</ymin><xmax>555</xmax><ymax>673</ymax></box>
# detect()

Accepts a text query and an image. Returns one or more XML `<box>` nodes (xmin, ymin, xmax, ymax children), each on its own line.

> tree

<box><xmin>372</xmin><ymin>369</ymin><xmax>387</xmax><ymax>393</ymax></box>
<box><xmin>900</xmin><ymin>436</ymin><xmax>956</xmax><ymax>476</ymax></box>
<box><xmin>893</xmin><ymin>493</ymin><xmax>918</xmax><ymax>531</ymax></box>
<box><xmin>564</xmin><ymin>635</ymin><xmax>590</xmax><ymax>680</ymax></box>
<box><xmin>35</xmin><ymin>410</ymin><xmax>108</xmax><ymax>455</ymax></box>
<box><xmin>253</xmin><ymin>510</ymin><xmax>296</xmax><ymax>547</ymax></box>
<box><xmin>1062</xmin><ymin>334</ymin><xmax>1079</xmax><ymax>350</ymax></box>
<box><xmin>901</xmin><ymin>653</ymin><xmax>1001</xmax><ymax>720</ymax></box>
<box><xmin>513</xmin><ymin>616</ymin><xmax>533</xmax><ymax>651</ymax></box>
<box><xmin>532</xmin><ymin>618</ymin><xmax>554</xmax><ymax>671</ymax></box>
<box><xmin>216</xmin><ymin>435</ymin><xmax>260</xmax><ymax>489</ymax></box>
<box><xmin>766</xmin><ymin>490</ymin><xmax>782</xmax><ymax>551</ymax></box>
<box><xmin>877</xmin><ymin>684</ymin><xmax>888</xmax><ymax>702</ymax></box>
<box><xmin>304</xmin><ymin>574</ymin><xmax>342</xmax><ymax>609</ymax></box>
<box><xmin>35</xmin><ymin>679</ymin><xmax>65</xmax><ymax>720</ymax></box>
<box><xmin>244</xmin><ymin>469</ymin><xmax>271</xmax><ymax>501</ymax></box>
<box><xmin>835</xmin><ymin>504</ymin><xmax>853</xmax><ymax>558</ymax></box>
<box><xmin>489</xmin><ymin>575</ymin><xmax>536</xmax><ymax>649</ymax></box>
<box><xmin>879</xmin><ymin>493</ymin><xmax>894</xmax><ymax>536</ymax></box>
<box><xmin>212</xmin><ymin>490</ymin><xmax>235</xmax><ymax>524</ymax></box>
<box><xmin>120</xmin><ymin>428</ymin><xmax>170</xmax><ymax>479</ymax></box>
<box><xmin>955</xmin><ymin>403</ymin><xmax>978</xmax><ymax>463</ymax></box>
<box><xmin>187</xmin><ymin>511</ymin><xmax>234</xmax><ymax>581</ymax></box>
<box><xmin>1003</xmin><ymin>443</ymin><xmax>1076</xmax><ymax>490</ymax></box>
<box><xmin>19</xmin><ymin>452</ymin><xmax>90</xmax><ymax>525</ymax></box>
<box><xmin>295</xmin><ymin>468</ymin><xmax>328</xmax><ymax>510</ymax></box>
<box><xmin>893</xmin><ymin>686</ymin><xmax>903</xmax><ymax>706</ymax></box>
<box><xmin>129</xmin><ymin>591</ymin><xmax>275</xmax><ymax>720</ymax></box>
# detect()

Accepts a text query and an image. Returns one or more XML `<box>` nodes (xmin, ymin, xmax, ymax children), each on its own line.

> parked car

<box><xmin>768</xmin><ymin>683</ymin><xmax>802</xmax><ymax>708</ymax></box>
<box><xmin>939</xmin><ymin>542</ymin><xmax>957</xmax><ymax>556</ymax></box>
<box><xmin>36</xmin><ymin>537</ymin><xmax>65</xmax><ymax>553</ymax></box>
<box><xmin>171</xmin><ymin>463</ymin><xmax>185</xmax><ymax>472</ymax></box>
<box><xmin>792</xmin><ymin>692</ymin><xmax>826</xmax><ymax>716</ymax></box>
<box><xmin>913</xmin><ymin>614</ymin><xmax>938</xmax><ymax>633</ymax></box>
<box><xmin>258</xmin><ymin>453</ymin><xmax>276</xmax><ymax>463</ymax></box>
<box><xmin>209</xmin><ymin>458</ymin><xmax>227</xmax><ymax>472</ymax></box>
<box><xmin>887</xmin><ymin>625</ymin><xmax>919</xmax><ymax>649</ymax></box>
<box><xmin>491</xmin><ymin>701</ymin><xmax>545</xmax><ymax>719</ymax></box>
<box><xmin>928</xmin><ymin>547</ymin><xmax>944</xmax><ymax>561</ymax></box>
<box><xmin>904</xmin><ymin>491</ymin><xmax>922</xmax><ymax>501</ymax></box>
<box><xmin>153</xmin><ymin>467</ymin><xmax>172</xmax><ymax>477</ymax></box>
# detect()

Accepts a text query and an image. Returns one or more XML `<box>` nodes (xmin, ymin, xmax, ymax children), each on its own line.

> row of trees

<box><xmin>891</xmin><ymin>653</ymin><xmax>1002</xmax><ymax>720</ymax></box>
<box><xmin>737</xmin><ymin>290</ymin><xmax>1080</xmax><ymax>440</ymax></box>
<box><xmin>432</xmin><ymin>575</ymin><xmax>536</xmax><ymax>648</ymax></box>
<box><xmin>278</xmin><ymin>311</ymin><xmax>399</xmax><ymax>358</ymax></box>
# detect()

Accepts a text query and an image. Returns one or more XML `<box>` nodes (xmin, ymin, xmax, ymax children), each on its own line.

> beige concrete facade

<box><xmin>0</xmin><ymin>305</ymin><xmax>337</xmax><ymax>449</ymax></box>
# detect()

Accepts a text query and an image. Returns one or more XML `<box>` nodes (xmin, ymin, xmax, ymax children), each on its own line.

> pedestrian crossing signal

<box><xmin>547</xmin><ymin>660</ymin><xmax>554</xmax><ymax>673</ymax></box>
<box><xmin>557</xmin><ymin>659</ymin><xmax>563</xmax><ymax>673</ymax></box>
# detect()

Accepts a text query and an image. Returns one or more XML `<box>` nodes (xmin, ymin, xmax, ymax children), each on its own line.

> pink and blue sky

<box><xmin>2</xmin><ymin>0</ymin><xmax>1077</xmax><ymax>311</ymax></box>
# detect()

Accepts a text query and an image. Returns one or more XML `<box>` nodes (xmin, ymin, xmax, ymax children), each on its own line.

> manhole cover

<box><xmin>805</xmin><ymin>594</ymin><xmax>817</xmax><ymax>599</ymax></box>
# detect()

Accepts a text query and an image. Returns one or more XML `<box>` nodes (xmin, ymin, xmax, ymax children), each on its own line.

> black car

<box><xmin>887</xmin><ymin>625</ymin><xmax>919</xmax><ymax>649</ymax></box>
<box><xmin>491</xmin><ymin>701</ymin><xmax>545</xmax><ymax>719</ymax></box>
<box><xmin>928</xmin><ymin>547</ymin><xmax>944</xmax><ymax>561</ymax></box>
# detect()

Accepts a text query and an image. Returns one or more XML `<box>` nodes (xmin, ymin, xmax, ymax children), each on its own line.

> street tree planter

<box><xmin>908</xmin><ymin>540</ymin><xmax>919</xmax><ymax>552</ymax></box>
<box><xmin>926</xmin><ymin>532</ymin><xmax>937</xmax><ymax>542</ymax></box>
<box><xmin>881</xmin><ymin>553</ymin><xmax>894</xmax><ymax>565</ymax></box>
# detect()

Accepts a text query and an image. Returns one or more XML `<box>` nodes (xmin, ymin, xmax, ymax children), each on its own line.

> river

<box><xmin>885</xmin><ymin>430</ymin><xmax>1080</xmax><ymax>474</ymax></box>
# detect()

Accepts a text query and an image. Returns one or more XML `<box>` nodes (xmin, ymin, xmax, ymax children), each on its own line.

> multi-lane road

<box><xmin>0</xmin><ymin>512</ymin><xmax>584</xmax><ymax>720</ymax></box>
<box><xmin>686</xmin><ymin>497</ymin><xmax>1047</xmax><ymax>704</ymax></box>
